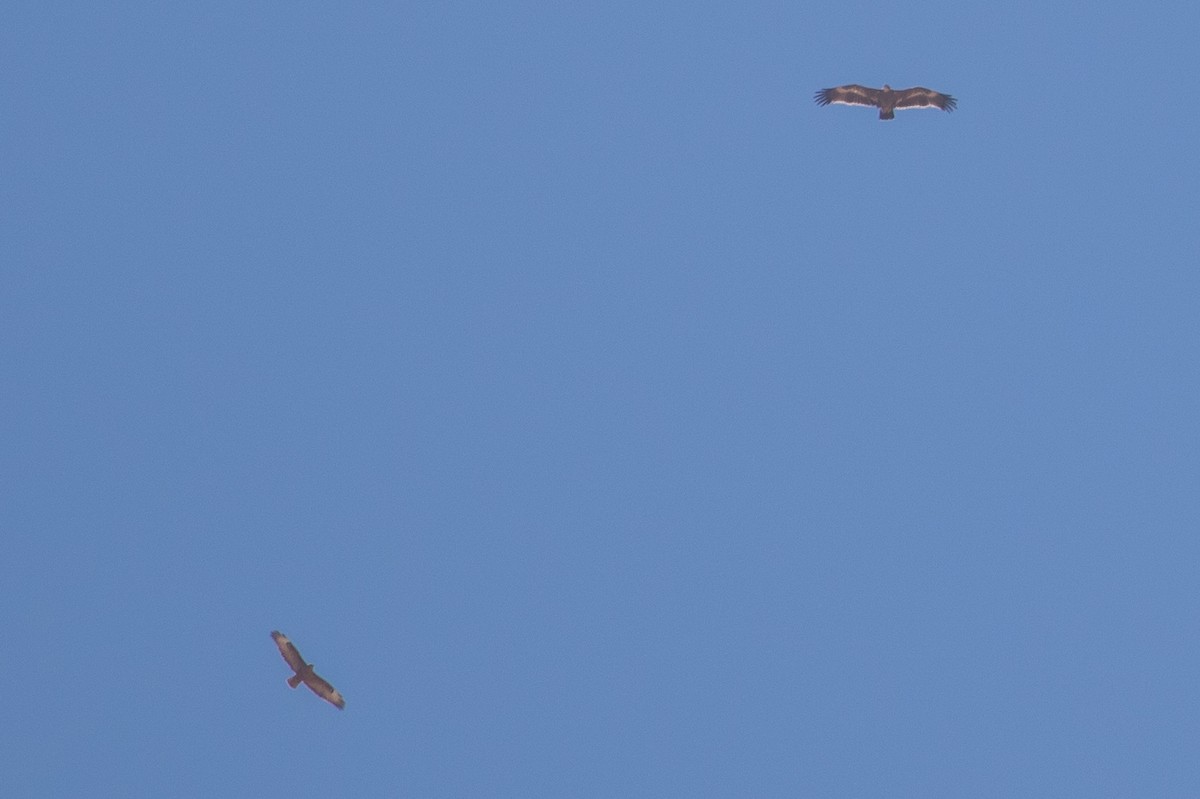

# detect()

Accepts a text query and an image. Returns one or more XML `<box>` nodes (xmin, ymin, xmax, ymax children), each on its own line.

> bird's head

<box><xmin>882</xmin><ymin>84</ymin><xmax>892</xmax><ymax>91</ymax></box>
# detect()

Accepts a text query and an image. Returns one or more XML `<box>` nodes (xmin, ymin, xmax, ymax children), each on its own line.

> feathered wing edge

<box><xmin>893</xmin><ymin>87</ymin><xmax>957</xmax><ymax>112</ymax></box>
<box><xmin>303</xmin><ymin>672</ymin><xmax>346</xmax><ymax>709</ymax></box>
<box><xmin>814</xmin><ymin>85</ymin><xmax>882</xmax><ymax>108</ymax></box>
<box><xmin>271</xmin><ymin>631</ymin><xmax>307</xmax><ymax>673</ymax></box>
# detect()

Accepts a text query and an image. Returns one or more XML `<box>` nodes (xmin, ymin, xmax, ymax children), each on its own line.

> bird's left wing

<box><xmin>894</xmin><ymin>88</ymin><xmax>957</xmax><ymax>111</ymax></box>
<box><xmin>814</xmin><ymin>85</ymin><xmax>882</xmax><ymax>108</ymax></box>
<box><xmin>303</xmin><ymin>671</ymin><xmax>346</xmax><ymax>710</ymax></box>
<box><xmin>271</xmin><ymin>631</ymin><xmax>308</xmax><ymax>673</ymax></box>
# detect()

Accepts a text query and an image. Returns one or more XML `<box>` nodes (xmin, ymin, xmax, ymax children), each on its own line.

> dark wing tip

<box><xmin>307</xmin><ymin>675</ymin><xmax>347</xmax><ymax>709</ymax></box>
<box><xmin>943</xmin><ymin>94</ymin><xmax>957</xmax><ymax>111</ymax></box>
<box><xmin>813</xmin><ymin>88</ymin><xmax>834</xmax><ymax>106</ymax></box>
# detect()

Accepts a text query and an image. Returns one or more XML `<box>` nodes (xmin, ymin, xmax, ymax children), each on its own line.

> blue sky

<box><xmin>4</xmin><ymin>2</ymin><xmax>1200</xmax><ymax>796</ymax></box>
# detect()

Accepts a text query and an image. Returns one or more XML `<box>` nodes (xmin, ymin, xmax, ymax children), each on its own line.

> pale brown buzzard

<box><xmin>271</xmin><ymin>631</ymin><xmax>345</xmax><ymax>710</ymax></box>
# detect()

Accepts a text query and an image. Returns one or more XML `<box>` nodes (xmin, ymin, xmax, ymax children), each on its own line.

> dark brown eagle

<box><xmin>814</xmin><ymin>84</ymin><xmax>956</xmax><ymax>120</ymax></box>
<box><xmin>271</xmin><ymin>631</ymin><xmax>345</xmax><ymax>710</ymax></box>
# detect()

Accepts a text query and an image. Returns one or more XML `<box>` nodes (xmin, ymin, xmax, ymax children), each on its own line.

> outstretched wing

<box><xmin>814</xmin><ymin>85</ymin><xmax>883</xmax><ymax>109</ymax></box>
<box><xmin>271</xmin><ymin>631</ymin><xmax>307</xmax><ymax>674</ymax></box>
<box><xmin>893</xmin><ymin>87</ymin><xmax>957</xmax><ymax>112</ymax></box>
<box><xmin>303</xmin><ymin>671</ymin><xmax>346</xmax><ymax>710</ymax></box>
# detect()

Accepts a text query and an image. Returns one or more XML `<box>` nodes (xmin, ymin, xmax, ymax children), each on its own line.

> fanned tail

<box><xmin>287</xmin><ymin>674</ymin><xmax>303</xmax><ymax>689</ymax></box>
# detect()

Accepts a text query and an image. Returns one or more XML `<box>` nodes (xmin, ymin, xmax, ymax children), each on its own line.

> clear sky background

<box><xmin>4</xmin><ymin>2</ymin><xmax>1199</xmax><ymax>796</ymax></box>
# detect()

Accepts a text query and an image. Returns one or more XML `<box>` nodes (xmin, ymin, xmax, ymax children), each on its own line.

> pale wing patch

<box><xmin>815</xmin><ymin>87</ymin><xmax>880</xmax><ymax>108</ymax></box>
<box><xmin>893</xmin><ymin>100</ymin><xmax>955</xmax><ymax>111</ymax></box>
<box><xmin>894</xmin><ymin>90</ymin><xmax>956</xmax><ymax>111</ymax></box>
<box><xmin>305</xmin><ymin>674</ymin><xmax>346</xmax><ymax>709</ymax></box>
<box><xmin>271</xmin><ymin>631</ymin><xmax>306</xmax><ymax>672</ymax></box>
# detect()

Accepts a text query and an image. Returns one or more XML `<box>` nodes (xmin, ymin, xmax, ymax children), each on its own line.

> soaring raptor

<box><xmin>814</xmin><ymin>84</ymin><xmax>956</xmax><ymax>120</ymax></box>
<box><xmin>271</xmin><ymin>631</ymin><xmax>346</xmax><ymax>709</ymax></box>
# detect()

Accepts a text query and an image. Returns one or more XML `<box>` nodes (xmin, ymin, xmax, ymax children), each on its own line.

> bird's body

<box><xmin>271</xmin><ymin>631</ymin><xmax>345</xmax><ymax>709</ymax></box>
<box><xmin>814</xmin><ymin>84</ymin><xmax>956</xmax><ymax>120</ymax></box>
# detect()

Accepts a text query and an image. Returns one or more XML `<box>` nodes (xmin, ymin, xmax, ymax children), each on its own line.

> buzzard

<box><xmin>814</xmin><ymin>84</ymin><xmax>956</xmax><ymax>120</ymax></box>
<box><xmin>271</xmin><ymin>631</ymin><xmax>345</xmax><ymax>710</ymax></box>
